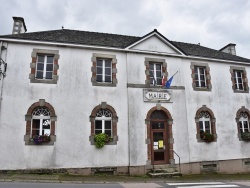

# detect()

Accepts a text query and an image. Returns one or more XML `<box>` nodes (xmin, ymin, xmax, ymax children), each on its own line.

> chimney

<box><xmin>12</xmin><ymin>17</ymin><xmax>27</xmax><ymax>34</ymax></box>
<box><xmin>219</xmin><ymin>43</ymin><xmax>236</xmax><ymax>55</ymax></box>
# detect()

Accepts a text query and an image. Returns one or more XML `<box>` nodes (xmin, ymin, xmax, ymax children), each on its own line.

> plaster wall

<box><xmin>1</xmin><ymin>40</ymin><xmax>250</xmax><ymax>171</ymax></box>
<box><xmin>182</xmin><ymin>58</ymin><xmax>250</xmax><ymax>163</ymax></box>
<box><xmin>131</xmin><ymin>36</ymin><xmax>180</xmax><ymax>54</ymax></box>
<box><xmin>0</xmin><ymin>43</ymin><xmax>130</xmax><ymax>169</ymax></box>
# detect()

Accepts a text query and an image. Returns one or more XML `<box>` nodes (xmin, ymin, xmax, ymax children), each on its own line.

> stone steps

<box><xmin>148</xmin><ymin>164</ymin><xmax>182</xmax><ymax>178</ymax></box>
<box><xmin>148</xmin><ymin>171</ymin><xmax>182</xmax><ymax>178</ymax></box>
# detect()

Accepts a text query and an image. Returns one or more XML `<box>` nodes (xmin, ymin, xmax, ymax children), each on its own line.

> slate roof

<box><xmin>1</xmin><ymin>29</ymin><xmax>250</xmax><ymax>63</ymax></box>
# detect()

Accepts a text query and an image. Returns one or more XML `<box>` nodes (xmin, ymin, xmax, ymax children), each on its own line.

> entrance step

<box><xmin>148</xmin><ymin>164</ymin><xmax>182</xmax><ymax>178</ymax></box>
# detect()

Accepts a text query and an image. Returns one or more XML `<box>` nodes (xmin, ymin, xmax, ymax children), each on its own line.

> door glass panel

<box><xmin>152</xmin><ymin>122</ymin><xmax>164</xmax><ymax>129</ymax></box>
<box><xmin>153</xmin><ymin>132</ymin><xmax>165</xmax><ymax>161</ymax></box>
<box><xmin>153</xmin><ymin>132</ymin><xmax>164</xmax><ymax>150</ymax></box>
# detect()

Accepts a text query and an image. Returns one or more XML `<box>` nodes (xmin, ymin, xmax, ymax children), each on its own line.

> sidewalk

<box><xmin>1</xmin><ymin>173</ymin><xmax>250</xmax><ymax>183</ymax></box>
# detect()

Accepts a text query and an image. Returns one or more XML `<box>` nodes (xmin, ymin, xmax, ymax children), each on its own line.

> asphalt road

<box><xmin>0</xmin><ymin>181</ymin><xmax>250</xmax><ymax>188</ymax></box>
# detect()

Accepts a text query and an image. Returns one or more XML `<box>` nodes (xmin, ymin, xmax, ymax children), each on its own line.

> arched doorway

<box><xmin>146</xmin><ymin>107</ymin><xmax>173</xmax><ymax>165</ymax></box>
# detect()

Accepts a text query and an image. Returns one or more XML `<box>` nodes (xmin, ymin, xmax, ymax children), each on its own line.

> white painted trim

<box><xmin>1</xmin><ymin>38</ymin><xmax>250</xmax><ymax>66</ymax></box>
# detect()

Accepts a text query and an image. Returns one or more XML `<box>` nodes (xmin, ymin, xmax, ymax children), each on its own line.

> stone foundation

<box><xmin>181</xmin><ymin>158</ymin><xmax>250</xmax><ymax>174</ymax></box>
<box><xmin>2</xmin><ymin>158</ymin><xmax>250</xmax><ymax>176</ymax></box>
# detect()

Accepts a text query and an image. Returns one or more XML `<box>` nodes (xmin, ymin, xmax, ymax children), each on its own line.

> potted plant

<box><xmin>200</xmin><ymin>131</ymin><xmax>214</xmax><ymax>142</ymax></box>
<box><xmin>241</xmin><ymin>132</ymin><xmax>250</xmax><ymax>141</ymax></box>
<box><xmin>94</xmin><ymin>133</ymin><xmax>110</xmax><ymax>148</ymax></box>
<box><xmin>32</xmin><ymin>134</ymin><xmax>51</xmax><ymax>144</ymax></box>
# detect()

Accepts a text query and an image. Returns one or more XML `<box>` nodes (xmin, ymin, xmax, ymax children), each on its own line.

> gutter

<box><xmin>0</xmin><ymin>38</ymin><xmax>250</xmax><ymax>66</ymax></box>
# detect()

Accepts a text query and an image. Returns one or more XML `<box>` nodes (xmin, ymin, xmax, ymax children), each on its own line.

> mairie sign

<box><xmin>143</xmin><ymin>89</ymin><xmax>171</xmax><ymax>102</ymax></box>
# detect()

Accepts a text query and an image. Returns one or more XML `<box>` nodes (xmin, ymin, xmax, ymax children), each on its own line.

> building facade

<box><xmin>0</xmin><ymin>17</ymin><xmax>250</xmax><ymax>175</ymax></box>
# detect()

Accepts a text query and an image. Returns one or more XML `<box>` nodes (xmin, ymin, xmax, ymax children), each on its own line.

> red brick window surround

<box><xmin>236</xmin><ymin>106</ymin><xmax>250</xmax><ymax>141</ymax></box>
<box><xmin>24</xmin><ymin>99</ymin><xmax>57</xmax><ymax>145</ymax></box>
<box><xmin>190</xmin><ymin>62</ymin><xmax>212</xmax><ymax>91</ymax></box>
<box><xmin>89</xmin><ymin>102</ymin><xmax>118</xmax><ymax>145</ymax></box>
<box><xmin>91</xmin><ymin>53</ymin><xmax>117</xmax><ymax>87</ymax></box>
<box><xmin>230</xmin><ymin>66</ymin><xmax>249</xmax><ymax>93</ymax></box>
<box><xmin>144</xmin><ymin>58</ymin><xmax>167</xmax><ymax>87</ymax></box>
<box><xmin>29</xmin><ymin>49</ymin><xmax>59</xmax><ymax>84</ymax></box>
<box><xmin>195</xmin><ymin>105</ymin><xmax>217</xmax><ymax>142</ymax></box>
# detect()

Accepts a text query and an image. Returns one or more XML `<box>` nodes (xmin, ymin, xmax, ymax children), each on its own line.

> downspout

<box><xmin>0</xmin><ymin>41</ymin><xmax>3</xmax><ymax>112</ymax></box>
<box><xmin>125</xmin><ymin>52</ymin><xmax>131</xmax><ymax>174</ymax></box>
<box><xmin>0</xmin><ymin>41</ymin><xmax>7</xmax><ymax>113</ymax></box>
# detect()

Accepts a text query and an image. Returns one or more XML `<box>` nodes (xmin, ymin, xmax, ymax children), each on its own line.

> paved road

<box><xmin>0</xmin><ymin>181</ymin><xmax>249</xmax><ymax>188</ymax></box>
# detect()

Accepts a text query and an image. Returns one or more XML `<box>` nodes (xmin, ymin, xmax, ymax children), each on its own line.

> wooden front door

<box><xmin>151</xmin><ymin>121</ymin><xmax>168</xmax><ymax>164</ymax></box>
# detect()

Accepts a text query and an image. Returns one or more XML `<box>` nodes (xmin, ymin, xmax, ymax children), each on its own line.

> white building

<box><xmin>0</xmin><ymin>17</ymin><xmax>250</xmax><ymax>175</ymax></box>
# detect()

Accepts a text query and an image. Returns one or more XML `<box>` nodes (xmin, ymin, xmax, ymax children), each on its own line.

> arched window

<box><xmin>24</xmin><ymin>99</ymin><xmax>57</xmax><ymax>145</ymax></box>
<box><xmin>31</xmin><ymin>107</ymin><xmax>51</xmax><ymax>137</ymax></box>
<box><xmin>236</xmin><ymin>106</ymin><xmax>250</xmax><ymax>141</ymax></box>
<box><xmin>95</xmin><ymin>109</ymin><xmax>112</xmax><ymax>137</ymax></box>
<box><xmin>239</xmin><ymin>112</ymin><xmax>250</xmax><ymax>133</ymax></box>
<box><xmin>199</xmin><ymin>111</ymin><xmax>211</xmax><ymax>134</ymax></box>
<box><xmin>195</xmin><ymin>105</ymin><xmax>217</xmax><ymax>142</ymax></box>
<box><xmin>89</xmin><ymin>102</ymin><xmax>118</xmax><ymax>145</ymax></box>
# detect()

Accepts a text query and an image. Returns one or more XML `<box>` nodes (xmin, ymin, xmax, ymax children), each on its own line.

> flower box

<box><xmin>32</xmin><ymin>134</ymin><xmax>51</xmax><ymax>144</ymax></box>
<box><xmin>241</xmin><ymin>132</ymin><xmax>250</xmax><ymax>141</ymax></box>
<box><xmin>201</xmin><ymin>132</ymin><xmax>214</xmax><ymax>143</ymax></box>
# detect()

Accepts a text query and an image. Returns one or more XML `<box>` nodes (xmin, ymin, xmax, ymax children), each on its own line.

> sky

<box><xmin>0</xmin><ymin>0</ymin><xmax>249</xmax><ymax>59</ymax></box>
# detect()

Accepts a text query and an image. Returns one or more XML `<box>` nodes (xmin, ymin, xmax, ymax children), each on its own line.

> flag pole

<box><xmin>172</xmin><ymin>71</ymin><xmax>178</xmax><ymax>77</ymax></box>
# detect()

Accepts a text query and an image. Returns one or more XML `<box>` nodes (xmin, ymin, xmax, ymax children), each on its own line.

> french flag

<box><xmin>162</xmin><ymin>76</ymin><xmax>165</xmax><ymax>86</ymax></box>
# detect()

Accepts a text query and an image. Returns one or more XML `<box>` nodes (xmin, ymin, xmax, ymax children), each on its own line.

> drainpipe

<box><xmin>125</xmin><ymin>52</ymin><xmax>131</xmax><ymax>174</ymax></box>
<box><xmin>0</xmin><ymin>41</ymin><xmax>3</xmax><ymax>112</ymax></box>
<box><xmin>0</xmin><ymin>41</ymin><xmax>7</xmax><ymax>113</ymax></box>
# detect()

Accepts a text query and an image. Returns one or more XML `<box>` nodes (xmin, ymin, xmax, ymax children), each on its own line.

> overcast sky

<box><xmin>0</xmin><ymin>0</ymin><xmax>249</xmax><ymax>59</ymax></box>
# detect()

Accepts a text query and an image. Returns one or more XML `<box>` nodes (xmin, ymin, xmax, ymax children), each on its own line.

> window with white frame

<box><xmin>149</xmin><ymin>63</ymin><xmax>162</xmax><ymax>86</ymax></box>
<box><xmin>199</xmin><ymin>111</ymin><xmax>211</xmax><ymax>136</ymax></box>
<box><xmin>195</xmin><ymin>66</ymin><xmax>206</xmax><ymax>88</ymax></box>
<box><xmin>230</xmin><ymin>66</ymin><xmax>249</xmax><ymax>93</ymax></box>
<box><xmin>233</xmin><ymin>70</ymin><xmax>244</xmax><ymax>90</ymax></box>
<box><xmin>31</xmin><ymin>107</ymin><xmax>51</xmax><ymax>137</ymax></box>
<box><xmin>35</xmin><ymin>55</ymin><xmax>54</xmax><ymax>79</ymax></box>
<box><xmin>239</xmin><ymin>112</ymin><xmax>250</xmax><ymax>133</ymax></box>
<box><xmin>96</xmin><ymin>59</ymin><xmax>112</xmax><ymax>83</ymax></box>
<box><xmin>30</xmin><ymin>49</ymin><xmax>59</xmax><ymax>84</ymax></box>
<box><xmin>95</xmin><ymin>109</ymin><xmax>112</xmax><ymax>137</ymax></box>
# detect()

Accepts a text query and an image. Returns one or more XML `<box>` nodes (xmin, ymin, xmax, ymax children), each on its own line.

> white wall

<box><xmin>0</xmin><ymin>43</ymin><xmax>130</xmax><ymax>169</ymax></box>
<box><xmin>1</xmin><ymin>39</ymin><xmax>250</xmax><ymax>170</ymax></box>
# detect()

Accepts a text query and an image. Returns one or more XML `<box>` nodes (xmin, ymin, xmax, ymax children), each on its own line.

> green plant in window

<box><xmin>94</xmin><ymin>133</ymin><xmax>109</xmax><ymax>148</ymax></box>
<box><xmin>201</xmin><ymin>132</ymin><xmax>214</xmax><ymax>142</ymax></box>
<box><xmin>241</xmin><ymin>132</ymin><xmax>250</xmax><ymax>141</ymax></box>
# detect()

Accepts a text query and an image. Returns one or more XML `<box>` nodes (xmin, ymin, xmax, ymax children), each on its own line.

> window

<box><xmin>145</xmin><ymin>58</ymin><xmax>167</xmax><ymax>87</ymax></box>
<box><xmin>195</xmin><ymin>67</ymin><xmax>206</xmax><ymax>88</ymax></box>
<box><xmin>30</xmin><ymin>49</ymin><xmax>59</xmax><ymax>84</ymax></box>
<box><xmin>35</xmin><ymin>55</ymin><xmax>54</xmax><ymax>79</ymax></box>
<box><xmin>236</xmin><ymin>106</ymin><xmax>250</xmax><ymax>141</ymax></box>
<box><xmin>191</xmin><ymin>62</ymin><xmax>211</xmax><ymax>91</ymax></box>
<box><xmin>230</xmin><ymin>66</ymin><xmax>249</xmax><ymax>93</ymax></box>
<box><xmin>91</xmin><ymin>53</ymin><xmax>117</xmax><ymax>87</ymax></box>
<box><xmin>96</xmin><ymin>59</ymin><xmax>112</xmax><ymax>83</ymax></box>
<box><xmin>24</xmin><ymin>99</ymin><xmax>57</xmax><ymax>145</ymax></box>
<box><xmin>199</xmin><ymin>111</ymin><xmax>211</xmax><ymax>136</ymax></box>
<box><xmin>31</xmin><ymin>107</ymin><xmax>51</xmax><ymax>137</ymax></box>
<box><xmin>89</xmin><ymin>102</ymin><xmax>118</xmax><ymax>145</ymax></box>
<box><xmin>195</xmin><ymin>105</ymin><xmax>217</xmax><ymax>142</ymax></box>
<box><xmin>149</xmin><ymin>63</ymin><xmax>162</xmax><ymax>86</ymax></box>
<box><xmin>95</xmin><ymin>109</ymin><xmax>112</xmax><ymax>137</ymax></box>
<box><xmin>239</xmin><ymin>112</ymin><xmax>249</xmax><ymax>133</ymax></box>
